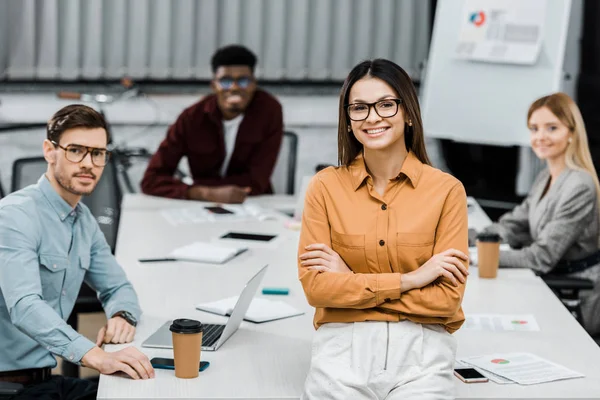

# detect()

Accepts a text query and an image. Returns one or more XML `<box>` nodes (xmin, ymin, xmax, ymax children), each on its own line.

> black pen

<box><xmin>138</xmin><ymin>258</ymin><xmax>178</xmax><ymax>263</ymax></box>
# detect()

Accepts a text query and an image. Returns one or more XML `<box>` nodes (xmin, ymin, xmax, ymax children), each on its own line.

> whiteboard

<box><xmin>421</xmin><ymin>0</ymin><xmax>572</xmax><ymax>146</ymax></box>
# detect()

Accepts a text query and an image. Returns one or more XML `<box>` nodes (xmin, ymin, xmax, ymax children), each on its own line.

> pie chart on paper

<box><xmin>491</xmin><ymin>359</ymin><xmax>510</xmax><ymax>365</ymax></box>
<box><xmin>511</xmin><ymin>320</ymin><xmax>528</xmax><ymax>325</ymax></box>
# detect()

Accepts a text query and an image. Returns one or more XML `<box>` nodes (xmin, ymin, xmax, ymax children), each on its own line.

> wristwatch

<box><xmin>112</xmin><ymin>310</ymin><xmax>138</xmax><ymax>327</ymax></box>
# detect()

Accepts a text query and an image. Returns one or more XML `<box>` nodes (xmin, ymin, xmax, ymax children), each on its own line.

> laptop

<box><xmin>142</xmin><ymin>265</ymin><xmax>268</xmax><ymax>351</ymax></box>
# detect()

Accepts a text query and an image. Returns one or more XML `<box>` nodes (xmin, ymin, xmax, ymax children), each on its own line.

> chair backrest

<box><xmin>11</xmin><ymin>157</ymin><xmax>48</xmax><ymax>192</ymax></box>
<box><xmin>0</xmin><ymin>177</ymin><xmax>5</xmax><ymax>199</ymax></box>
<box><xmin>116</xmin><ymin>150</ymin><xmax>189</xmax><ymax>194</ymax></box>
<box><xmin>271</xmin><ymin>131</ymin><xmax>298</xmax><ymax>195</ymax></box>
<box><xmin>116</xmin><ymin>153</ymin><xmax>152</xmax><ymax>194</ymax></box>
<box><xmin>10</xmin><ymin>156</ymin><xmax>122</xmax><ymax>253</ymax></box>
<box><xmin>81</xmin><ymin>158</ymin><xmax>122</xmax><ymax>253</ymax></box>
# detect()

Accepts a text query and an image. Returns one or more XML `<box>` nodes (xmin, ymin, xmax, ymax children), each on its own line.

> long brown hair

<box><xmin>528</xmin><ymin>92</ymin><xmax>600</xmax><ymax>222</ymax></box>
<box><xmin>337</xmin><ymin>59</ymin><xmax>430</xmax><ymax>166</ymax></box>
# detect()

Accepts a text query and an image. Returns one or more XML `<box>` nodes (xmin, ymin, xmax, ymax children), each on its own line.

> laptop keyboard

<box><xmin>202</xmin><ymin>324</ymin><xmax>225</xmax><ymax>347</ymax></box>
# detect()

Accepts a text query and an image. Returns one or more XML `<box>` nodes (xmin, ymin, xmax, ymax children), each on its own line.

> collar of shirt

<box><xmin>37</xmin><ymin>175</ymin><xmax>80</xmax><ymax>221</ymax></box>
<box><xmin>349</xmin><ymin>151</ymin><xmax>423</xmax><ymax>191</ymax></box>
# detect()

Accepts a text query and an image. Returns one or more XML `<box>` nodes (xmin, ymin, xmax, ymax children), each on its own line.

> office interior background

<box><xmin>1</xmin><ymin>0</ymin><xmax>600</xmax><ymax>386</ymax></box>
<box><xmin>2</xmin><ymin>0</ymin><xmax>600</xmax><ymax>220</ymax></box>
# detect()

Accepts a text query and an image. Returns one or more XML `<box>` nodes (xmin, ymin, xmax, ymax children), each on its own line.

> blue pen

<box><xmin>262</xmin><ymin>287</ymin><xmax>289</xmax><ymax>295</ymax></box>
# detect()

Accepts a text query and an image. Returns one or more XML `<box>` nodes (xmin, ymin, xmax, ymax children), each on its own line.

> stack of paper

<box><xmin>170</xmin><ymin>242</ymin><xmax>247</xmax><ymax>264</ymax></box>
<box><xmin>455</xmin><ymin>360</ymin><xmax>514</xmax><ymax>384</ymax></box>
<box><xmin>458</xmin><ymin>353</ymin><xmax>584</xmax><ymax>385</ymax></box>
<box><xmin>196</xmin><ymin>296</ymin><xmax>304</xmax><ymax>323</ymax></box>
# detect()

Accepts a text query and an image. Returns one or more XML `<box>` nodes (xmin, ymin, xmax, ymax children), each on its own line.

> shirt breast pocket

<box><xmin>331</xmin><ymin>230</ymin><xmax>368</xmax><ymax>273</ymax></box>
<box><xmin>39</xmin><ymin>255</ymin><xmax>69</xmax><ymax>300</ymax></box>
<box><xmin>396</xmin><ymin>232</ymin><xmax>435</xmax><ymax>270</ymax></box>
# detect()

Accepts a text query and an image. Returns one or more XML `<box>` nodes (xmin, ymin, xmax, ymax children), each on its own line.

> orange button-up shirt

<box><xmin>298</xmin><ymin>152</ymin><xmax>469</xmax><ymax>333</ymax></box>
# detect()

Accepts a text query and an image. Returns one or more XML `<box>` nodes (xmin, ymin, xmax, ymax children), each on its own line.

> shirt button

<box><xmin>62</xmin><ymin>290</ymin><xmax>66</xmax><ymax>296</ymax></box>
<box><xmin>379</xmin><ymin>240</ymin><xmax>385</xmax><ymax>246</ymax></box>
<box><xmin>53</xmin><ymin>264</ymin><xmax>57</xmax><ymax>269</ymax></box>
<box><xmin>69</xmin><ymin>355</ymin><xmax>74</xmax><ymax>360</ymax></box>
<box><xmin>381</xmin><ymin>204</ymin><xmax>387</xmax><ymax>210</ymax></box>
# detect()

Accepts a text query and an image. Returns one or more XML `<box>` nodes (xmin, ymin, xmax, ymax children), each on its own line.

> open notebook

<box><xmin>170</xmin><ymin>242</ymin><xmax>247</xmax><ymax>264</ymax></box>
<box><xmin>196</xmin><ymin>296</ymin><xmax>304</xmax><ymax>323</ymax></box>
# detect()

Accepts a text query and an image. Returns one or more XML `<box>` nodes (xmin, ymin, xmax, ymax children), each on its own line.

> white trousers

<box><xmin>302</xmin><ymin>320</ymin><xmax>457</xmax><ymax>400</ymax></box>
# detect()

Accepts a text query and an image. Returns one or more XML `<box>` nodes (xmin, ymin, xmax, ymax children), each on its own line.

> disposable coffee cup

<box><xmin>476</xmin><ymin>232</ymin><xmax>501</xmax><ymax>279</ymax></box>
<box><xmin>170</xmin><ymin>319</ymin><xmax>203</xmax><ymax>378</ymax></box>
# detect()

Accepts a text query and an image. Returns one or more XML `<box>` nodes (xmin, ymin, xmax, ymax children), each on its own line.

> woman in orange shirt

<box><xmin>298</xmin><ymin>59</ymin><xmax>469</xmax><ymax>399</ymax></box>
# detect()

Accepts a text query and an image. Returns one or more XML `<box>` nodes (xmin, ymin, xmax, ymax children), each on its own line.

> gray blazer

<box><xmin>487</xmin><ymin>167</ymin><xmax>599</xmax><ymax>274</ymax></box>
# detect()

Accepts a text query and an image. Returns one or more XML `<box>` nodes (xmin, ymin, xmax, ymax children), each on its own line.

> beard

<box><xmin>54</xmin><ymin>168</ymin><xmax>97</xmax><ymax>196</ymax></box>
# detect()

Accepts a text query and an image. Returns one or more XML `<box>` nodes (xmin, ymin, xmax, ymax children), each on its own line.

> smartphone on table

<box><xmin>150</xmin><ymin>357</ymin><xmax>210</xmax><ymax>372</ymax></box>
<box><xmin>205</xmin><ymin>206</ymin><xmax>234</xmax><ymax>215</ymax></box>
<box><xmin>220</xmin><ymin>232</ymin><xmax>277</xmax><ymax>242</ymax></box>
<box><xmin>453</xmin><ymin>368</ymin><xmax>489</xmax><ymax>383</ymax></box>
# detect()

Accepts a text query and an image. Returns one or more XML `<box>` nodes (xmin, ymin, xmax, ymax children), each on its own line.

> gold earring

<box><xmin>347</xmin><ymin>126</ymin><xmax>352</xmax><ymax>132</ymax></box>
<box><xmin>408</xmin><ymin>120</ymin><xmax>413</xmax><ymax>126</ymax></box>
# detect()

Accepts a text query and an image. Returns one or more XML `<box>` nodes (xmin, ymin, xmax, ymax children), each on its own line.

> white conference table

<box><xmin>98</xmin><ymin>194</ymin><xmax>600</xmax><ymax>399</ymax></box>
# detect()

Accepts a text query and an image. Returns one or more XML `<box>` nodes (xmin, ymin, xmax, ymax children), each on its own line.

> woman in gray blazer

<box><xmin>485</xmin><ymin>92</ymin><xmax>600</xmax><ymax>335</ymax></box>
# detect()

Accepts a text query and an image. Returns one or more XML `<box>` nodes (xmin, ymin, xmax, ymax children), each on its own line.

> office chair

<box><xmin>11</xmin><ymin>156</ymin><xmax>48</xmax><ymax>192</ymax></box>
<box><xmin>0</xmin><ymin>177</ymin><xmax>5</xmax><ymax>199</ymax></box>
<box><xmin>271</xmin><ymin>131</ymin><xmax>298</xmax><ymax>195</ymax></box>
<box><xmin>0</xmin><ymin>382</ymin><xmax>23</xmax><ymax>398</ymax></box>
<box><xmin>542</xmin><ymin>275</ymin><xmax>595</xmax><ymax>325</ymax></box>
<box><xmin>114</xmin><ymin>147</ymin><xmax>188</xmax><ymax>194</ymax></box>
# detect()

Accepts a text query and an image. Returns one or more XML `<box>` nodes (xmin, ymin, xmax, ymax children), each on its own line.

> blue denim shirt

<box><xmin>0</xmin><ymin>175</ymin><xmax>141</xmax><ymax>371</ymax></box>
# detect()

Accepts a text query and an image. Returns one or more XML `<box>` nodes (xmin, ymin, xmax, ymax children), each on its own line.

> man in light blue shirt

<box><xmin>0</xmin><ymin>105</ymin><xmax>154</xmax><ymax>399</ymax></box>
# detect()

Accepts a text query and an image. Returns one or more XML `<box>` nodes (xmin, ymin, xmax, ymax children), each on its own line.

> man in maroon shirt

<box><xmin>141</xmin><ymin>45</ymin><xmax>283</xmax><ymax>203</ymax></box>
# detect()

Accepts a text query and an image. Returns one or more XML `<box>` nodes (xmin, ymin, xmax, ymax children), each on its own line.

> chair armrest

<box><xmin>0</xmin><ymin>381</ymin><xmax>24</xmax><ymax>396</ymax></box>
<box><xmin>542</xmin><ymin>275</ymin><xmax>595</xmax><ymax>290</ymax></box>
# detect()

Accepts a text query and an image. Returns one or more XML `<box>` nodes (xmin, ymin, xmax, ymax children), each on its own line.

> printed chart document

<box><xmin>461</xmin><ymin>353</ymin><xmax>584</xmax><ymax>385</ymax></box>
<box><xmin>463</xmin><ymin>314</ymin><xmax>540</xmax><ymax>332</ymax></box>
<box><xmin>196</xmin><ymin>296</ymin><xmax>304</xmax><ymax>323</ymax></box>
<box><xmin>455</xmin><ymin>0</ymin><xmax>546</xmax><ymax>65</ymax></box>
<box><xmin>455</xmin><ymin>360</ymin><xmax>514</xmax><ymax>384</ymax></box>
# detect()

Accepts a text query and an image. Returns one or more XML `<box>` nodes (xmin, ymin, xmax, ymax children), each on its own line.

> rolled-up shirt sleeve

<box><xmin>0</xmin><ymin>206</ymin><xmax>95</xmax><ymax>364</ymax></box>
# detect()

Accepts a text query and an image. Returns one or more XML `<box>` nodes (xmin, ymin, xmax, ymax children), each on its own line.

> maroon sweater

<box><xmin>141</xmin><ymin>90</ymin><xmax>283</xmax><ymax>199</ymax></box>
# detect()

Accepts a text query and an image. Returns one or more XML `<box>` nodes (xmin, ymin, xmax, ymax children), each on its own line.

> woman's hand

<box><xmin>402</xmin><ymin>249</ymin><xmax>469</xmax><ymax>291</ymax></box>
<box><xmin>299</xmin><ymin>244</ymin><xmax>352</xmax><ymax>273</ymax></box>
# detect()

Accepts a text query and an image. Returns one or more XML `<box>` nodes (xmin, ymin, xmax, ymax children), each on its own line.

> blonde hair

<box><xmin>528</xmin><ymin>92</ymin><xmax>600</xmax><ymax>228</ymax></box>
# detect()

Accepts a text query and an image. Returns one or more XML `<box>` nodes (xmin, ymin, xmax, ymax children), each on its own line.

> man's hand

<box><xmin>188</xmin><ymin>185</ymin><xmax>251</xmax><ymax>204</ymax></box>
<box><xmin>402</xmin><ymin>249</ymin><xmax>469</xmax><ymax>291</ymax></box>
<box><xmin>96</xmin><ymin>316</ymin><xmax>136</xmax><ymax>346</ymax></box>
<box><xmin>299</xmin><ymin>243</ymin><xmax>353</xmax><ymax>273</ymax></box>
<box><xmin>81</xmin><ymin>346</ymin><xmax>155</xmax><ymax>380</ymax></box>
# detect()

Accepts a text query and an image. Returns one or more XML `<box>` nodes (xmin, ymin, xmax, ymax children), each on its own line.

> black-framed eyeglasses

<box><xmin>51</xmin><ymin>141</ymin><xmax>111</xmax><ymax>167</ymax></box>
<box><xmin>345</xmin><ymin>98</ymin><xmax>403</xmax><ymax>121</ymax></box>
<box><xmin>216</xmin><ymin>76</ymin><xmax>254</xmax><ymax>90</ymax></box>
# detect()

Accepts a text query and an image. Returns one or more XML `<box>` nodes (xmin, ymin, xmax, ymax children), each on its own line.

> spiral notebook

<box><xmin>169</xmin><ymin>242</ymin><xmax>247</xmax><ymax>264</ymax></box>
<box><xmin>196</xmin><ymin>296</ymin><xmax>304</xmax><ymax>323</ymax></box>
